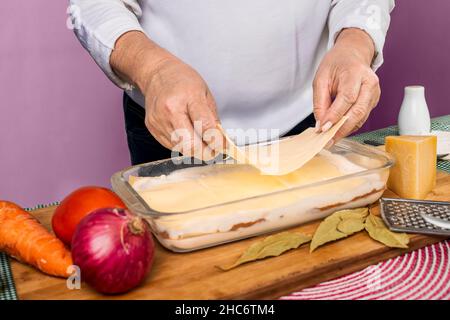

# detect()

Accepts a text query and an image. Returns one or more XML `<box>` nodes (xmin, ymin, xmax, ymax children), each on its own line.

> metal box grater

<box><xmin>380</xmin><ymin>198</ymin><xmax>450</xmax><ymax>236</ymax></box>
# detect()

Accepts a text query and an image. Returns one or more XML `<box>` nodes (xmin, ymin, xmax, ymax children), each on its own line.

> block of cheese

<box><xmin>385</xmin><ymin>135</ymin><xmax>437</xmax><ymax>199</ymax></box>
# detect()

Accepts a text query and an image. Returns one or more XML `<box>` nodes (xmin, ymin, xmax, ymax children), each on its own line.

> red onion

<box><xmin>71</xmin><ymin>208</ymin><xmax>154</xmax><ymax>294</ymax></box>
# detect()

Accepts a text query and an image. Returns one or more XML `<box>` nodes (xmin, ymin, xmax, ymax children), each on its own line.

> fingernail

<box><xmin>314</xmin><ymin>121</ymin><xmax>321</xmax><ymax>133</ymax></box>
<box><xmin>325</xmin><ymin>139</ymin><xmax>335</xmax><ymax>149</ymax></box>
<box><xmin>321</xmin><ymin>121</ymin><xmax>333</xmax><ymax>132</ymax></box>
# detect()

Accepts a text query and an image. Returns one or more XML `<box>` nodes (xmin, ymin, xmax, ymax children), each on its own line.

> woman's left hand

<box><xmin>313</xmin><ymin>28</ymin><xmax>381</xmax><ymax>142</ymax></box>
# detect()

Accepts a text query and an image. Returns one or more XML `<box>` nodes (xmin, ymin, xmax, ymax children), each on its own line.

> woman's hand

<box><xmin>313</xmin><ymin>28</ymin><xmax>381</xmax><ymax>142</ymax></box>
<box><xmin>111</xmin><ymin>31</ymin><xmax>221</xmax><ymax>160</ymax></box>
<box><xmin>142</xmin><ymin>57</ymin><xmax>220</xmax><ymax>160</ymax></box>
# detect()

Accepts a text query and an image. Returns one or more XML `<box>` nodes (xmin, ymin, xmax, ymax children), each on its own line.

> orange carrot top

<box><xmin>0</xmin><ymin>201</ymin><xmax>73</xmax><ymax>278</ymax></box>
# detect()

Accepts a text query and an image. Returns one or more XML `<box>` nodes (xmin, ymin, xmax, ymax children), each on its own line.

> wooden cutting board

<box><xmin>11</xmin><ymin>171</ymin><xmax>450</xmax><ymax>300</ymax></box>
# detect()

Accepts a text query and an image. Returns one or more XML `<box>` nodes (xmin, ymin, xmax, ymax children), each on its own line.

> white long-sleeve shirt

<box><xmin>70</xmin><ymin>0</ymin><xmax>394</xmax><ymax>142</ymax></box>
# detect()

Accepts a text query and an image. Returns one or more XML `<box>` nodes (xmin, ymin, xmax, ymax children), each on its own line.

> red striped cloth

<box><xmin>281</xmin><ymin>240</ymin><xmax>450</xmax><ymax>300</ymax></box>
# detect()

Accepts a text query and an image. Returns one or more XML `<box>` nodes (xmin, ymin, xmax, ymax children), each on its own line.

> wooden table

<box><xmin>11</xmin><ymin>171</ymin><xmax>450</xmax><ymax>300</ymax></box>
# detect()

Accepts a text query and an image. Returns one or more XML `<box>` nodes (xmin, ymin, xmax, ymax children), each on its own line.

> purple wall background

<box><xmin>362</xmin><ymin>0</ymin><xmax>450</xmax><ymax>132</ymax></box>
<box><xmin>1</xmin><ymin>1</ymin><xmax>449</xmax><ymax>207</ymax></box>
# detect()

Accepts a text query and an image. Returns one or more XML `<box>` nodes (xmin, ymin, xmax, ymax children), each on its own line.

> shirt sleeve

<box><xmin>69</xmin><ymin>0</ymin><xmax>145</xmax><ymax>90</ymax></box>
<box><xmin>328</xmin><ymin>0</ymin><xmax>395</xmax><ymax>70</ymax></box>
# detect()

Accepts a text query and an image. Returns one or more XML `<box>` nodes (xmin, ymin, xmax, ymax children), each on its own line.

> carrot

<box><xmin>0</xmin><ymin>201</ymin><xmax>73</xmax><ymax>278</ymax></box>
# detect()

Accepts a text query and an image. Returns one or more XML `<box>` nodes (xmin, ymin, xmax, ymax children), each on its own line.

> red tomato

<box><xmin>52</xmin><ymin>186</ymin><xmax>126</xmax><ymax>246</ymax></box>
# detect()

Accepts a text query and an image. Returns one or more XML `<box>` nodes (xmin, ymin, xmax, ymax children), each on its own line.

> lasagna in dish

<box><xmin>128</xmin><ymin>150</ymin><xmax>387</xmax><ymax>251</ymax></box>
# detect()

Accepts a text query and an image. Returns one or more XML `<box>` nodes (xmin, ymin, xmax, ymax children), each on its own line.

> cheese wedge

<box><xmin>385</xmin><ymin>135</ymin><xmax>437</xmax><ymax>199</ymax></box>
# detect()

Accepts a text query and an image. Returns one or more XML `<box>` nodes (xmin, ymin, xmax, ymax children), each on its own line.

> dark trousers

<box><xmin>123</xmin><ymin>93</ymin><xmax>315</xmax><ymax>165</ymax></box>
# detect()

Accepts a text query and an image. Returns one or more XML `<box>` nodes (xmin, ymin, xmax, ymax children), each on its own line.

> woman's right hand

<box><xmin>142</xmin><ymin>57</ymin><xmax>221</xmax><ymax>160</ymax></box>
<box><xmin>111</xmin><ymin>31</ymin><xmax>222</xmax><ymax>160</ymax></box>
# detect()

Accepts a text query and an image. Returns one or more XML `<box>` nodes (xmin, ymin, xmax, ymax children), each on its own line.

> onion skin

<box><xmin>71</xmin><ymin>208</ymin><xmax>154</xmax><ymax>294</ymax></box>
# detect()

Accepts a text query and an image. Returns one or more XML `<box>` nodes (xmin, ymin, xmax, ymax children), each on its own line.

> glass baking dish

<box><xmin>111</xmin><ymin>139</ymin><xmax>394</xmax><ymax>252</ymax></box>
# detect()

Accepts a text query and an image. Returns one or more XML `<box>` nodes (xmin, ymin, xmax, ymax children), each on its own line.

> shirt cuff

<box><xmin>78</xmin><ymin>19</ymin><xmax>145</xmax><ymax>91</ymax></box>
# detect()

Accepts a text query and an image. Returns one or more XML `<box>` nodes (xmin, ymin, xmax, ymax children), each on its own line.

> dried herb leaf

<box><xmin>336</xmin><ymin>208</ymin><xmax>368</xmax><ymax>235</ymax></box>
<box><xmin>218</xmin><ymin>232</ymin><xmax>311</xmax><ymax>271</ymax></box>
<box><xmin>310</xmin><ymin>207</ymin><xmax>369</xmax><ymax>252</ymax></box>
<box><xmin>310</xmin><ymin>216</ymin><xmax>347</xmax><ymax>252</ymax></box>
<box><xmin>364</xmin><ymin>214</ymin><xmax>409</xmax><ymax>248</ymax></box>
<box><xmin>336</xmin><ymin>208</ymin><xmax>369</xmax><ymax>221</ymax></box>
<box><xmin>337</xmin><ymin>218</ymin><xmax>365</xmax><ymax>234</ymax></box>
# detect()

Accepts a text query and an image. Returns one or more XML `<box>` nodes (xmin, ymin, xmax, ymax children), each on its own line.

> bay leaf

<box><xmin>364</xmin><ymin>214</ymin><xmax>409</xmax><ymax>248</ymax></box>
<box><xmin>337</xmin><ymin>218</ymin><xmax>365</xmax><ymax>234</ymax></box>
<box><xmin>336</xmin><ymin>207</ymin><xmax>369</xmax><ymax>221</ymax></box>
<box><xmin>336</xmin><ymin>208</ymin><xmax>368</xmax><ymax>234</ymax></box>
<box><xmin>310</xmin><ymin>207</ymin><xmax>369</xmax><ymax>252</ymax></box>
<box><xmin>218</xmin><ymin>232</ymin><xmax>311</xmax><ymax>271</ymax></box>
<box><xmin>310</xmin><ymin>216</ymin><xmax>347</xmax><ymax>252</ymax></box>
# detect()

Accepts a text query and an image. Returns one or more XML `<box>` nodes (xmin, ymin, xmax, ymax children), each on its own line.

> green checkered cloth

<box><xmin>0</xmin><ymin>202</ymin><xmax>59</xmax><ymax>300</ymax></box>
<box><xmin>0</xmin><ymin>117</ymin><xmax>449</xmax><ymax>300</ymax></box>
<box><xmin>0</xmin><ymin>253</ymin><xmax>17</xmax><ymax>300</ymax></box>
